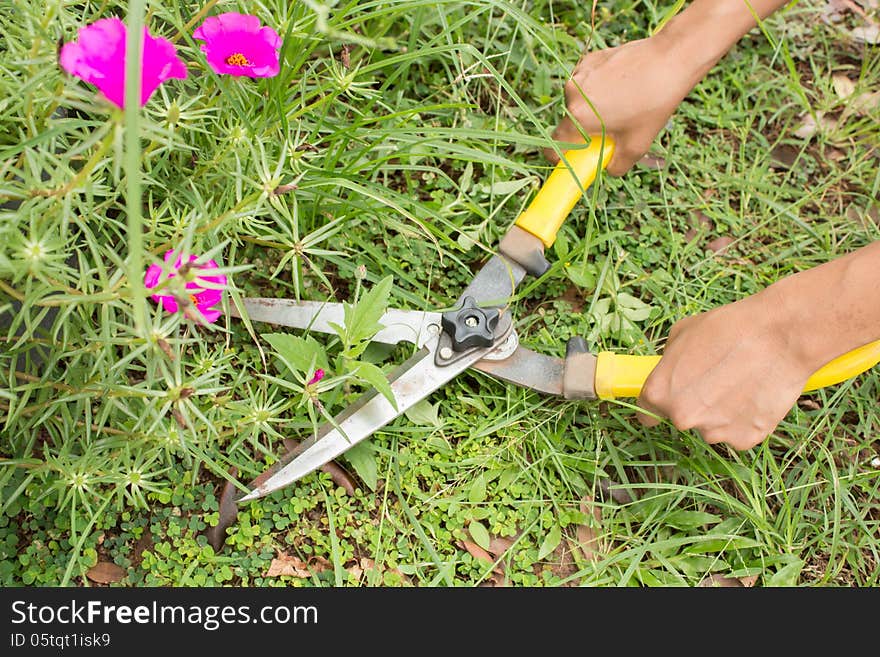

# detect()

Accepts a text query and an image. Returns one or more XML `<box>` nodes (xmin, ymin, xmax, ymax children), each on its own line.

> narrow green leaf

<box><xmin>664</xmin><ymin>510</ymin><xmax>721</xmax><ymax>531</ymax></box>
<box><xmin>767</xmin><ymin>559</ymin><xmax>804</xmax><ymax>587</ymax></box>
<box><xmin>262</xmin><ymin>333</ymin><xmax>329</xmax><ymax>378</ymax></box>
<box><xmin>469</xmin><ymin>521</ymin><xmax>491</xmax><ymax>551</ymax></box>
<box><xmin>537</xmin><ymin>524</ymin><xmax>562</xmax><ymax>560</ymax></box>
<box><xmin>404</xmin><ymin>399</ymin><xmax>442</xmax><ymax>428</ymax></box>
<box><xmin>344</xmin><ymin>442</ymin><xmax>377</xmax><ymax>491</ymax></box>
<box><xmin>344</xmin><ymin>275</ymin><xmax>393</xmax><ymax>346</ymax></box>
<box><xmin>353</xmin><ymin>361</ymin><xmax>397</xmax><ymax>410</ymax></box>
<box><xmin>468</xmin><ymin>475</ymin><xmax>487</xmax><ymax>504</ymax></box>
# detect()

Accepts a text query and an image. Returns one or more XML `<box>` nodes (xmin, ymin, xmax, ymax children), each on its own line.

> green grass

<box><xmin>1</xmin><ymin>0</ymin><xmax>878</xmax><ymax>587</ymax></box>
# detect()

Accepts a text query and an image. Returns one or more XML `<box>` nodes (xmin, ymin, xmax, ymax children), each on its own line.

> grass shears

<box><xmin>232</xmin><ymin>136</ymin><xmax>880</xmax><ymax>502</ymax></box>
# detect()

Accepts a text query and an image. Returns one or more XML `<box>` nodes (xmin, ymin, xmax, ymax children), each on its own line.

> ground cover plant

<box><xmin>1</xmin><ymin>0</ymin><xmax>878</xmax><ymax>587</ymax></box>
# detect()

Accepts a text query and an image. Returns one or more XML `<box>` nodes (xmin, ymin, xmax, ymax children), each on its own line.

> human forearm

<box><xmin>549</xmin><ymin>1</ymin><xmax>794</xmax><ymax>172</ymax></box>
<box><xmin>769</xmin><ymin>241</ymin><xmax>880</xmax><ymax>372</ymax></box>
<box><xmin>659</xmin><ymin>1</ymin><xmax>793</xmax><ymax>85</ymax></box>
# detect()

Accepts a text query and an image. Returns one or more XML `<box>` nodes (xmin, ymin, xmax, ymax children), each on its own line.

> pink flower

<box><xmin>59</xmin><ymin>17</ymin><xmax>187</xmax><ymax>109</ymax></box>
<box><xmin>144</xmin><ymin>250</ymin><xmax>227</xmax><ymax>324</ymax></box>
<box><xmin>307</xmin><ymin>369</ymin><xmax>325</xmax><ymax>386</ymax></box>
<box><xmin>193</xmin><ymin>13</ymin><xmax>281</xmax><ymax>78</ymax></box>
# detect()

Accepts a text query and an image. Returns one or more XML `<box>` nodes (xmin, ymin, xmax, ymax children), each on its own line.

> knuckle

<box><xmin>668</xmin><ymin>409</ymin><xmax>697</xmax><ymax>432</ymax></box>
<box><xmin>638</xmin><ymin>379</ymin><xmax>664</xmax><ymax>408</ymax></box>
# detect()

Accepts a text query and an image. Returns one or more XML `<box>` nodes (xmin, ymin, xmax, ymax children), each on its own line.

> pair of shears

<box><xmin>232</xmin><ymin>136</ymin><xmax>880</xmax><ymax>503</ymax></box>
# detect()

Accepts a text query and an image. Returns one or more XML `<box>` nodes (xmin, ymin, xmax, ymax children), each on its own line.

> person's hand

<box><xmin>636</xmin><ymin>287</ymin><xmax>817</xmax><ymax>450</ymax></box>
<box><xmin>547</xmin><ymin>34</ymin><xmax>702</xmax><ymax>176</ymax></box>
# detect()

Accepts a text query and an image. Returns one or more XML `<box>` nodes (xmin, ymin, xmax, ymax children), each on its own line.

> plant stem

<box><xmin>125</xmin><ymin>1</ymin><xmax>147</xmax><ymax>335</ymax></box>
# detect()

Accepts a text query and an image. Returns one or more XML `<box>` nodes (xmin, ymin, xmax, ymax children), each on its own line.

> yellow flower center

<box><xmin>189</xmin><ymin>294</ymin><xmax>199</xmax><ymax>305</ymax></box>
<box><xmin>226</xmin><ymin>52</ymin><xmax>250</xmax><ymax>67</ymax></box>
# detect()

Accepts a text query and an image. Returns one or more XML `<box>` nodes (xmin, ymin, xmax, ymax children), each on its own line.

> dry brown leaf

<box><xmin>597</xmin><ymin>478</ymin><xmax>634</xmax><ymax>505</ymax></box>
<box><xmin>832</xmin><ymin>73</ymin><xmax>856</xmax><ymax>100</ymax></box>
<box><xmin>794</xmin><ymin>112</ymin><xmax>838</xmax><ymax>139</ymax></box>
<box><xmin>823</xmin><ymin>0</ymin><xmax>870</xmax><ymax>21</ymax></box>
<box><xmin>283</xmin><ymin>438</ymin><xmax>357</xmax><ymax>495</ymax></box>
<box><xmin>86</xmin><ymin>561</ymin><xmax>126</xmax><ymax>584</ymax></box>
<box><xmin>575</xmin><ymin>496</ymin><xmax>603</xmax><ymax>563</ymax></box>
<box><xmin>459</xmin><ymin>539</ymin><xmax>495</xmax><ymax>566</ymax></box>
<box><xmin>548</xmin><ymin>540</ymin><xmax>580</xmax><ymax>585</ymax></box>
<box><xmin>265</xmin><ymin>552</ymin><xmax>323</xmax><ymax>578</ymax></box>
<box><xmin>738</xmin><ymin>575</ymin><xmax>759</xmax><ymax>588</ymax></box>
<box><xmin>698</xmin><ymin>574</ymin><xmax>744</xmax><ymax>587</ymax></box>
<box><xmin>769</xmin><ymin>144</ymin><xmax>800</xmax><ymax>170</ymax></box>
<box><xmin>487</xmin><ymin>535</ymin><xmax>517</xmax><ymax>558</ymax></box>
<box><xmin>851</xmin><ymin>23</ymin><xmax>880</xmax><ymax>43</ymax></box>
<box><xmin>851</xmin><ymin>91</ymin><xmax>880</xmax><ymax>115</ymax></box>
<box><xmin>130</xmin><ymin>531</ymin><xmax>154</xmax><ymax>568</ymax></box>
<box><xmin>684</xmin><ymin>211</ymin><xmax>714</xmax><ymax>242</ymax></box>
<box><xmin>845</xmin><ymin>203</ymin><xmax>880</xmax><ymax>227</ymax></box>
<box><xmin>205</xmin><ymin>466</ymin><xmax>240</xmax><ymax>552</ymax></box>
<box><xmin>798</xmin><ymin>397</ymin><xmax>822</xmax><ymax>411</ymax></box>
<box><xmin>639</xmin><ymin>152</ymin><xmax>666</xmax><ymax>170</ymax></box>
<box><xmin>707</xmin><ymin>236</ymin><xmax>735</xmax><ymax>253</ymax></box>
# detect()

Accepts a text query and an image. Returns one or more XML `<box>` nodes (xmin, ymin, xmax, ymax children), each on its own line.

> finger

<box><xmin>635</xmin><ymin>395</ymin><xmax>664</xmax><ymax>427</ymax></box>
<box><xmin>636</xmin><ymin>409</ymin><xmax>662</xmax><ymax>427</ymax></box>
<box><xmin>603</xmin><ymin>145</ymin><xmax>642</xmax><ymax>177</ymax></box>
<box><xmin>545</xmin><ymin>116</ymin><xmax>581</xmax><ymax>163</ymax></box>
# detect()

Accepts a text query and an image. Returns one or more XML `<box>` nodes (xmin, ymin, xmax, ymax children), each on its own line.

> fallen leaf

<box><xmin>265</xmin><ymin>552</ymin><xmax>324</xmax><ymax>578</ymax></box>
<box><xmin>639</xmin><ymin>152</ymin><xmax>666</xmax><ymax>170</ymax></box>
<box><xmin>458</xmin><ymin>538</ymin><xmax>507</xmax><ymax>585</ymax></box>
<box><xmin>487</xmin><ymin>535</ymin><xmax>517</xmax><ymax>558</ymax></box>
<box><xmin>845</xmin><ymin>203</ymin><xmax>880</xmax><ymax>227</ymax></box>
<box><xmin>851</xmin><ymin>90</ymin><xmax>880</xmax><ymax>115</ymax></box>
<box><xmin>574</xmin><ymin>496</ymin><xmax>603</xmax><ymax>562</ymax></box>
<box><xmin>597</xmin><ymin>478</ymin><xmax>634</xmax><ymax>504</ymax></box>
<box><xmin>798</xmin><ymin>397</ymin><xmax>822</xmax><ymax>411</ymax></box>
<box><xmin>205</xmin><ymin>466</ymin><xmax>240</xmax><ymax>552</ymax></box>
<box><xmin>793</xmin><ymin>111</ymin><xmax>837</xmax><ymax>139</ymax></box>
<box><xmin>459</xmin><ymin>539</ymin><xmax>495</xmax><ymax>566</ymax></box>
<box><xmin>547</xmin><ymin>539</ymin><xmax>580</xmax><ymax>585</ymax></box>
<box><xmin>822</xmin><ymin>146</ymin><xmax>846</xmax><ymax>161</ymax></box>
<box><xmin>707</xmin><ymin>236</ymin><xmax>735</xmax><ymax>253</ymax></box>
<box><xmin>769</xmin><ymin>144</ymin><xmax>800</xmax><ymax>170</ymax></box>
<box><xmin>86</xmin><ymin>561</ymin><xmax>126</xmax><ymax>584</ymax></box>
<box><xmin>130</xmin><ymin>530</ymin><xmax>154</xmax><ymax>568</ymax></box>
<box><xmin>851</xmin><ymin>23</ymin><xmax>880</xmax><ymax>43</ymax></box>
<box><xmin>832</xmin><ymin>73</ymin><xmax>856</xmax><ymax>100</ymax></box>
<box><xmin>698</xmin><ymin>574</ymin><xmax>744</xmax><ymax>587</ymax></box>
<box><xmin>684</xmin><ymin>211</ymin><xmax>714</xmax><ymax>242</ymax></box>
<box><xmin>738</xmin><ymin>575</ymin><xmax>760</xmax><ymax>588</ymax></box>
<box><xmin>283</xmin><ymin>438</ymin><xmax>357</xmax><ymax>495</ymax></box>
<box><xmin>822</xmin><ymin>0</ymin><xmax>869</xmax><ymax>23</ymax></box>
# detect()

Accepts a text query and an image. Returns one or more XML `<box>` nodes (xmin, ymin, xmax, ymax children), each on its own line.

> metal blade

<box><xmin>472</xmin><ymin>345</ymin><xmax>564</xmax><ymax>396</ymax></box>
<box><xmin>238</xmin><ymin>333</ymin><xmax>490</xmax><ymax>502</ymax></box>
<box><xmin>230</xmin><ymin>298</ymin><xmax>442</xmax><ymax>347</ymax></box>
<box><xmin>457</xmin><ymin>254</ymin><xmax>526</xmax><ymax>307</ymax></box>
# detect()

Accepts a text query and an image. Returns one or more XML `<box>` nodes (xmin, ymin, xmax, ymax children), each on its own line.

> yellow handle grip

<box><xmin>514</xmin><ymin>136</ymin><xmax>615</xmax><ymax>248</ymax></box>
<box><xmin>594</xmin><ymin>340</ymin><xmax>880</xmax><ymax>400</ymax></box>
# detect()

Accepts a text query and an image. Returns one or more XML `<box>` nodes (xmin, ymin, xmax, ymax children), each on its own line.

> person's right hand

<box><xmin>546</xmin><ymin>33</ymin><xmax>704</xmax><ymax>176</ymax></box>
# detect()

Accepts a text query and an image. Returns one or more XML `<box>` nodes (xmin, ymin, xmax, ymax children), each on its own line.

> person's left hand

<box><xmin>636</xmin><ymin>286</ymin><xmax>814</xmax><ymax>450</ymax></box>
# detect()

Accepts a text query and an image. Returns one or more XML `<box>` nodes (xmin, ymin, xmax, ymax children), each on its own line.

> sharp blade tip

<box><xmin>236</xmin><ymin>488</ymin><xmax>265</xmax><ymax>503</ymax></box>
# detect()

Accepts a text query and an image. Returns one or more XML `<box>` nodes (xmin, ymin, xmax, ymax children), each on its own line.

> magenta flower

<box><xmin>307</xmin><ymin>369</ymin><xmax>325</xmax><ymax>386</ymax></box>
<box><xmin>193</xmin><ymin>13</ymin><xmax>281</xmax><ymax>78</ymax></box>
<box><xmin>144</xmin><ymin>250</ymin><xmax>227</xmax><ymax>324</ymax></box>
<box><xmin>59</xmin><ymin>18</ymin><xmax>187</xmax><ymax>109</ymax></box>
